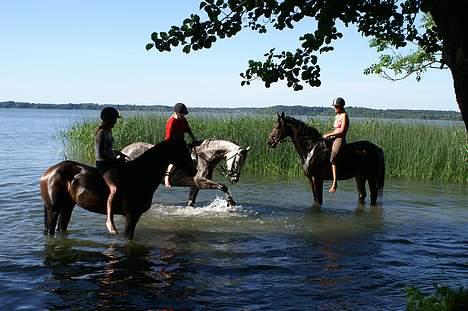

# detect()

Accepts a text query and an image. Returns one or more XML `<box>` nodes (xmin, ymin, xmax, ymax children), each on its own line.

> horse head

<box><xmin>225</xmin><ymin>146</ymin><xmax>251</xmax><ymax>183</ymax></box>
<box><xmin>268</xmin><ymin>112</ymin><xmax>322</xmax><ymax>148</ymax></box>
<box><xmin>268</xmin><ymin>112</ymin><xmax>290</xmax><ymax>148</ymax></box>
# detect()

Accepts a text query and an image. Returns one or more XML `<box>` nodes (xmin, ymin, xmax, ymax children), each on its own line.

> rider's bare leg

<box><xmin>103</xmin><ymin>170</ymin><xmax>119</xmax><ymax>235</ymax></box>
<box><xmin>329</xmin><ymin>164</ymin><xmax>338</xmax><ymax>193</ymax></box>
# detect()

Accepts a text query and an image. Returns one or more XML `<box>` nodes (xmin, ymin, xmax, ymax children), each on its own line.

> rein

<box><xmin>275</xmin><ymin>136</ymin><xmax>319</xmax><ymax>143</ymax></box>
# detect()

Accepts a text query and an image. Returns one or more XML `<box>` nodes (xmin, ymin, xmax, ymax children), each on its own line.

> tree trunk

<box><xmin>424</xmin><ymin>0</ymin><xmax>468</xmax><ymax>130</ymax></box>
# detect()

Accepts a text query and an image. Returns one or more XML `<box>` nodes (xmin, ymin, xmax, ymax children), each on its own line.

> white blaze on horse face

<box><xmin>225</xmin><ymin>149</ymin><xmax>238</xmax><ymax>173</ymax></box>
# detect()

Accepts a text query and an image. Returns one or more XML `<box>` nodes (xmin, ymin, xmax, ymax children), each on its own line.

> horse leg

<box><xmin>44</xmin><ymin>190</ymin><xmax>72</xmax><ymax>235</ymax></box>
<box><xmin>355</xmin><ymin>176</ymin><xmax>367</xmax><ymax>203</ymax></box>
<box><xmin>57</xmin><ymin>204</ymin><xmax>75</xmax><ymax>233</ymax></box>
<box><xmin>188</xmin><ymin>187</ymin><xmax>200</xmax><ymax>207</ymax></box>
<box><xmin>44</xmin><ymin>204</ymin><xmax>60</xmax><ymax>235</ymax></box>
<box><xmin>309</xmin><ymin>176</ymin><xmax>322</xmax><ymax>206</ymax></box>
<box><xmin>368</xmin><ymin>177</ymin><xmax>379</xmax><ymax>205</ymax></box>
<box><xmin>124</xmin><ymin>213</ymin><xmax>141</xmax><ymax>240</ymax></box>
<box><xmin>43</xmin><ymin>204</ymin><xmax>53</xmax><ymax>234</ymax></box>
<box><xmin>314</xmin><ymin>177</ymin><xmax>323</xmax><ymax>206</ymax></box>
<box><xmin>193</xmin><ymin>176</ymin><xmax>235</xmax><ymax>207</ymax></box>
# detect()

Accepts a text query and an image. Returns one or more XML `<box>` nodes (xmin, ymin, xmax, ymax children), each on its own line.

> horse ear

<box><xmin>277</xmin><ymin>112</ymin><xmax>281</xmax><ymax>119</ymax></box>
<box><xmin>281</xmin><ymin>111</ymin><xmax>285</xmax><ymax>118</ymax></box>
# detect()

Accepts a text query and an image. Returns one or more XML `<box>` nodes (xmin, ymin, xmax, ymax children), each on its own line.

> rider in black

<box><xmin>95</xmin><ymin>107</ymin><xmax>125</xmax><ymax>235</ymax></box>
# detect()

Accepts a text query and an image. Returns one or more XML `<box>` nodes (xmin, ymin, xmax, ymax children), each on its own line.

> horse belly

<box><xmin>162</xmin><ymin>170</ymin><xmax>196</xmax><ymax>187</ymax></box>
<box><xmin>71</xmin><ymin>175</ymin><xmax>108</xmax><ymax>214</ymax></box>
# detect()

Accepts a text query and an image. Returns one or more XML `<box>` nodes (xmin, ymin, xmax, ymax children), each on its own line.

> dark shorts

<box><xmin>96</xmin><ymin>160</ymin><xmax>121</xmax><ymax>175</ymax></box>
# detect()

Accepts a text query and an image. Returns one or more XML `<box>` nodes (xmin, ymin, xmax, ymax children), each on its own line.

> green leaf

<box><xmin>145</xmin><ymin>43</ymin><xmax>154</xmax><ymax>51</ymax></box>
<box><xmin>183</xmin><ymin>45</ymin><xmax>191</xmax><ymax>53</ymax></box>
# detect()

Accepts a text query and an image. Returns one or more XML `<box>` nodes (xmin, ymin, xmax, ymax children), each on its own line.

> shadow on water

<box><xmin>41</xmin><ymin>236</ymin><xmax>199</xmax><ymax>310</ymax></box>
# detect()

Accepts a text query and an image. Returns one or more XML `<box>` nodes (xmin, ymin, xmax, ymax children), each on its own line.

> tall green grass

<box><xmin>62</xmin><ymin>113</ymin><xmax>467</xmax><ymax>183</ymax></box>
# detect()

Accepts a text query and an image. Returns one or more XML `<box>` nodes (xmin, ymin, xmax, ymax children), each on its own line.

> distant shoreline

<box><xmin>0</xmin><ymin>101</ymin><xmax>461</xmax><ymax>121</ymax></box>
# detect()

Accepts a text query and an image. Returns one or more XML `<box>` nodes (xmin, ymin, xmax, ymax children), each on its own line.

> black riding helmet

<box><xmin>174</xmin><ymin>102</ymin><xmax>189</xmax><ymax>115</ymax></box>
<box><xmin>100</xmin><ymin>107</ymin><xmax>121</xmax><ymax>121</ymax></box>
<box><xmin>331</xmin><ymin>97</ymin><xmax>345</xmax><ymax>107</ymax></box>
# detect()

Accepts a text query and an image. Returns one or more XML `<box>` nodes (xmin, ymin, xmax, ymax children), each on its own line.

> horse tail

<box><xmin>377</xmin><ymin>148</ymin><xmax>385</xmax><ymax>197</ymax></box>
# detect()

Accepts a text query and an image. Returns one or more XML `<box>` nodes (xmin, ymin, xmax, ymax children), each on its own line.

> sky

<box><xmin>0</xmin><ymin>1</ymin><xmax>459</xmax><ymax>111</ymax></box>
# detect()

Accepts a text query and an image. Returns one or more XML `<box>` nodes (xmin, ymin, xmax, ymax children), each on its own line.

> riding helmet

<box><xmin>174</xmin><ymin>102</ymin><xmax>189</xmax><ymax>115</ymax></box>
<box><xmin>100</xmin><ymin>107</ymin><xmax>121</xmax><ymax>121</ymax></box>
<box><xmin>331</xmin><ymin>97</ymin><xmax>345</xmax><ymax>107</ymax></box>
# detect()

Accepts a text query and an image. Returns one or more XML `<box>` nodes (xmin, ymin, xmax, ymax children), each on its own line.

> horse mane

<box><xmin>125</xmin><ymin>140</ymin><xmax>167</xmax><ymax>168</ymax></box>
<box><xmin>284</xmin><ymin>116</ymin><xmax>322</xmax><ymax>140</ymax></box>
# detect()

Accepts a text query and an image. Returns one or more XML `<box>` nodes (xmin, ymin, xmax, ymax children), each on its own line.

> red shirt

<box><xmin>165</xmin><ymin>115</ymin><xmax>191</xmax><ymax>141</ymax></box>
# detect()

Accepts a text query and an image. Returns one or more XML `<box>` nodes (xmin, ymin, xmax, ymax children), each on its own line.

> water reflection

<box><xmin>42</xmin><ymin>238</ymin><xmax>195</xmax><ymax>309</ymax></box>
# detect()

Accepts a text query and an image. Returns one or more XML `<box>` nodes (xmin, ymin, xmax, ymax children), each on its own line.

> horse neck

<box><xmin>197</xmin><ymin>140</ymin><xmax>238</xmax><ymax>164</ymax></box>
<box><xmin>286</xmin><ymin>119</ymin><xmax>321</xmax><ymax>161</ymax></box>
<box><xmin>126</xmin><ymin>144</ymin><xmax>169</xmax><ymax>182</ymax></box>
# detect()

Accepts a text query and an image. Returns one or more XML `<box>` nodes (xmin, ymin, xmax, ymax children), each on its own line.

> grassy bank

<box><xmin>62</xmin><ymin>114</ymin><xmax>467</xmax><ymax>183</ymax></box>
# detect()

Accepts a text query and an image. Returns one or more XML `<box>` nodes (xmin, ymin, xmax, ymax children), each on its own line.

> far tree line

<box><xmin>0</xmin><ymin>101</ymin><xmax>461</xmax><ymax>121</ymax></box>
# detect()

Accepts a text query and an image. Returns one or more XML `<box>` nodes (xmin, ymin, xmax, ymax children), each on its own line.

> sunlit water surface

<box><xmin>0</xmin><ymin>108</ymin><xmax>466</xmax><ymax>310</ymax></box>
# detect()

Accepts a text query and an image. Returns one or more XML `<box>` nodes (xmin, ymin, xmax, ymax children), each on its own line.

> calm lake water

<box><xmin>0</xmin><ymin>108</ymin><xmax>466</xmax><ymax>310</ymax></box>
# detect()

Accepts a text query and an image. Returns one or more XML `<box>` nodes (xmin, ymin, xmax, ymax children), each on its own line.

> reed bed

<box><xmin>62</xmin><ymin>113</ymin><xmax>467</xmax><ymax>183</ymax></box>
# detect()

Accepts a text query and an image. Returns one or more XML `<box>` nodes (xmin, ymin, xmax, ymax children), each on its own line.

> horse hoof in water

<box><xmin>226</xmin><ymin>196</ymin><xmax>236</xmax><ymax>207</ymax></box>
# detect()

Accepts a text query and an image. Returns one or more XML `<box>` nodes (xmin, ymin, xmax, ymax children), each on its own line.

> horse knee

<box><xmin>219</xmin><ymin>184</ymin><xmax>228</xmax><ymax>192</ymax></box>
<box><xmin>108</xmin><ymin>185</ymin><xmax>117</xmax><ymax>194</ymax></box>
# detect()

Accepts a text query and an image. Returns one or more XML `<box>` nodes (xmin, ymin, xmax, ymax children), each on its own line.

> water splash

<box><xmin>150</xmin><ymin>196</ymin><xmax>243</xmax><ymax>218</ymax></box>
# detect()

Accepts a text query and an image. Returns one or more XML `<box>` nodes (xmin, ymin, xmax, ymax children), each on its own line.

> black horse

<box><xmin>267</xmin><ymin>112</ymin><xmax>385</xmax><ymax>205</ymax></box>
<box><xmin>40</xmin><ymin>140</ymin><xmax>196</xmax><ymax>239</ymax></box>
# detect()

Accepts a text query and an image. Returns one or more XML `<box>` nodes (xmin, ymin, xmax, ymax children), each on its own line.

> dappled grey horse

<box><xmin>122</xmin><ymin>139</ymin><xmax>251</xmax><ymax>207</ymax></box>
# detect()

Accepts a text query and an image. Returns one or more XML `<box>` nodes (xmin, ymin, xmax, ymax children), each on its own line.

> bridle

<box><xmin>217</xmin><ymin>148</ymin><xmax>245</xmax><ymax>179</ymax></box>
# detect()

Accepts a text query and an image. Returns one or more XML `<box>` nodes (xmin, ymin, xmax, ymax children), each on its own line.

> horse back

<box><xmin>343</xmin><ymin>141</ymin><xmax>384</xmax><ymax>160</ymax></box>
<box><xmin>40</xmin><ymin>160</ymin><xmax>110</xmax><ymax>214</ymax></box>
<box><xmin>339</xmin><ymin>140</ymin><xmax>384</xmax><ymax>177</ymax></box>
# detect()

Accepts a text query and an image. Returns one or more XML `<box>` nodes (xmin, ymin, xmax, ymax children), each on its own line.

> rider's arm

<box><xmin>185</xmin><ymin>119</ymin><xmax>196</xmax><ymax>142</ymax></box>
<box><xmin>323</xmin><ymin>113</ymin><xmax>347</xmax><ymax>138</ymax></box>
<box><xmin>165</xmin><ymin>117</ymin><xmax>174</xmax><ymax>141</ymax></box>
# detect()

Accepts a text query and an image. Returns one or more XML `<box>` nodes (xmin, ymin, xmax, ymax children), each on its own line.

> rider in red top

<box><xmin>165</xmin><ymin>112</ymin><xmax>192</xmax><ymax>142</ymax></box>
<box><xmin>164</xmin><ymin>103</ymin><xmax>196</xmax><ymax>188</ymax></box>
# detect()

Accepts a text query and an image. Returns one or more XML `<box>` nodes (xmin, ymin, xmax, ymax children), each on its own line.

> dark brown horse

<box><xmin>267</xmin><ymin>112</ymin><xmax>385</xmax><ymax>206</ymax></box>
<box><xmin>40</xmin><ymin>140</ymin><xmax>196</xmax><ymax>239</ymax></box>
